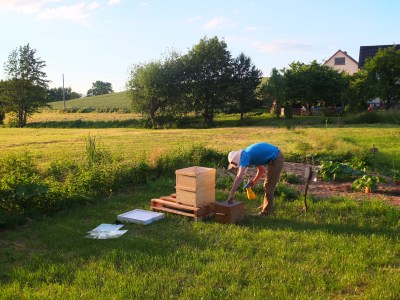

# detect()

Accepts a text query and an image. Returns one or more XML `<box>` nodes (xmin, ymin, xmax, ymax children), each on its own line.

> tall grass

<box><xmin>0</xmin><ymin>142</ymin><xmax>225</xmax><ymax>228</ymax></box>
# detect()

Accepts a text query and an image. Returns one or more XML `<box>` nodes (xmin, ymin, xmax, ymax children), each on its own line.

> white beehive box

<box><xmin>175</xmin><ymin>166</ymin><xmax>216</xmax><ymax>207</ymax></box>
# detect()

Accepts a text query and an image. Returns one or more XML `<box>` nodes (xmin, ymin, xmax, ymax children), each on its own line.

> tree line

<box><xmin>1</xmin><ymin>39</ymin><xmax>400</xmax><ymax>127</ymax></box>
<box><xmin>261</xmin><ymin>46</ymin><xmax>400</xmax><ymax>117</ymax></box>
<box><xmin>127</xmin><ymin>38</ymin><xmax>400</xmax><ymax>126</ymax></box>
<box><xmin>127</xmin><ymin>36</ymin><xmax>262</xmax><ymax>127</ymax></box>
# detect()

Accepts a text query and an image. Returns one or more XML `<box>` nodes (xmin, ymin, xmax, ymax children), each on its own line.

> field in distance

<box><xmin>49</xmin><ymin>91</ymin><xmax>131</xmax><ymax>110</ymax></box>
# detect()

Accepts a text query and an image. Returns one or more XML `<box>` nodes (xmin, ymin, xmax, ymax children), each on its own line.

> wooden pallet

<box><xmin>150</xmin><ymin>194</ymin><xmax>213</xmax><ymax>221</ymax></box>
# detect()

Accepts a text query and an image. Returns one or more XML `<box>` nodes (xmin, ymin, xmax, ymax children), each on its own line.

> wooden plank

<box><xmin>151</xmin><ymin>198</ymin><xmax>201</xmax><ymax>212</ymax></box>
<box><xmin>150</xmin><ymin>195</ymin><xmax>214</xmax><ymax>220</ymax></box>
<box><xmin>151</xmin><ymin>206</ymin><xmax>195</xmax><ymax>218</ymax></box>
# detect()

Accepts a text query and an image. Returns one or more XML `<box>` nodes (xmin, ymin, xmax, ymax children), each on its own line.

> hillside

<box><xmin>49</xmin><ymin>91</ymin><xmax>131</xmax><ymax>109</ymax></box>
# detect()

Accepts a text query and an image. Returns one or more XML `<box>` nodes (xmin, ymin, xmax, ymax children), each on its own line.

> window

<box><xmin>335</xmin><ymin>57</ymin><xmax>345</xmax><ymax>65</ymax></box>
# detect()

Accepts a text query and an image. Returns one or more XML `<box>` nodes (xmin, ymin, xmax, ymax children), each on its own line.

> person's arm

<box><xmin>227</xmin><ymin>166</ymin><xmax>247</xmax><ymax>203</ymax></box>
<box><xmin>247</xmin><ymin>165</ymin><xmax>265</xmax><ymax>187</ymax></box>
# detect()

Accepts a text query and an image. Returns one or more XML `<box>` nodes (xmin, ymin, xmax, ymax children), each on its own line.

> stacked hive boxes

<box><xmin>175</xmin><ymin>166</ymin><xmax>216</xmax><ymax>207</ymax></box>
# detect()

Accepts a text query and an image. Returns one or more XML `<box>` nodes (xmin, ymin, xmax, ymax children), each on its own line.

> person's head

<box><xmin>227</xmin><ymin>150</ymin><xmax>242</xmax><ymax>170</ymax></box>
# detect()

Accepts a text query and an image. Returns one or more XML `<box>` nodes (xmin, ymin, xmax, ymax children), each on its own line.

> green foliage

<box><xmin>154</xmin><ymin>144</ymin><xmax>225</xmax><ymax>177</ymax></box>
<box><xmin>0</xmin><ymin>144</ymin><xmax>225</xmax><ymax>228</ymax></box>
<box><xmin>216</xmin><ymin>173</ymin><xmax>235</xmax><ymax>190</ymax></box>
<box><xmin>183</xmin><ymin>36</ymin><xmax>232</xmax><ymax>127</ymax></box>
<box><xmin>343</xmin><ymin>110</ymin><xmax>400</xmax><ymax>124</ymax></box>
<box><xmin>274</xmin><ymin>182</ymin><xmax>301</xmax><ymax>201</ymax></box>
<box><xmin>283</xmin><ymin>61</ymin><xmax>349</xmax><ymax>109</ymax></box>
<box><xmin>0</xmin><ymin>109</ymin><xmax>5</xmax><ymax>124</ymax></box>
<box><xmin>87</xmin><ymin>80</ymin><xmax>113</xmax><ymax>97</ymax></box>
<box><xmin>318</xmin><ymin>160</ymin><xmax>362</xmax><ymax>181</ymax></box>
<box><xmin>1</xmin><ymin>44</ymin><xmax>49</xmax><ymax>127</ymax></box>
<box><xmin>227</xmin><ymin>52</ymin><xmax>262</xmax><ymax>121</ymax></box>
<box><xmin>47</xmin><ymin>86</ymin><xmax>82</xmax><ymax>102</ymax></box>
<box><xmin>364</xmin><ymin>45</ymin><xmax>400</xmax><ymax>110</ymax></box>
<box><xmin>0</xmin><ymin>153</ymin><xmax>49</xmax><ymax>222</ymax></box>
<box><xmin>279</xmin><ymin>171</ymin><xmax>301</xmax><ymax>184</ymax></box>
<box><xmin>352</xmin><ymin>174</ymin><xmax>379</xmax><ymax>191</ymax></box>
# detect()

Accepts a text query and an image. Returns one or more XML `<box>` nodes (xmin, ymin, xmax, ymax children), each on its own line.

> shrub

<box><xmin>0</xmin><ymin>110</ymin><xmax>5</xmax><ymax>124</ymax></box>
<box><xmin>275</xmin><ymin>182</ymin><xmax>300</xmax><ymax>201</ymax></box>
<box><xmin>318</xmin><ymin>160</ymin><xmax>362</xmax><ymax>182</ymax></box>
<box><xmin>0</xmin><ymin>144</ymin><xmax>226</xmax><ymax>228</ymax></box>
<box><xmin>352</xmin><ymin>174</ymin><xmax>379</xmax><ymax>192</ymax></box>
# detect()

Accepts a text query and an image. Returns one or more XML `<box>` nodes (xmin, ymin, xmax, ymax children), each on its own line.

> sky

<box><xmin>0</xmin><ymin>0</ymin><xmax>399</xmax><ymax>96</ymax></box>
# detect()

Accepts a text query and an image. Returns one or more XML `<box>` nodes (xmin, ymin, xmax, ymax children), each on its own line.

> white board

<box><xmin>117</xmin><ymin>209</ymin><xmax>165</xmax><ymax>225</ymax></box>
<box><xmin>86</xmin><ymin>223</ymin><xmax>127</xmax><ymax>239</ymax></box>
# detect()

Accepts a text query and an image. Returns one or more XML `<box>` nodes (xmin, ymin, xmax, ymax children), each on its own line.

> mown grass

<box><xmin>48</xmin><ymin>91</ymin><xmax>131</xmax><ymax>110</ymax></box>
<box><xmin>1</xmin><ymin>179</ymin><xmax>400</xmax><ymax>299</ymax></box>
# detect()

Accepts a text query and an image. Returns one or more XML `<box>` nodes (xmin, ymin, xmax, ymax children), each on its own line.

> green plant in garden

<box><xmin>317</xmin><ymin>160</ymin><xmax>361</xmax><ymax>181</ymax></box>
<box><xmin>279</xmin><ymin>171</ymin><xmax>301</xmax><ymax>184</ymax></box>
<box><xmin>352</xmin><ymin>174</ymin><xmax>379</xmax><ymax>192</ymax></box>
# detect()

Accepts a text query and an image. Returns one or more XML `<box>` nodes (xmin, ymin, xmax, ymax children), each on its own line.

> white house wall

<box><xmin>324</xmin><ymin>51</ymin><xmax>359</xmax><ymax>75</ymax></box>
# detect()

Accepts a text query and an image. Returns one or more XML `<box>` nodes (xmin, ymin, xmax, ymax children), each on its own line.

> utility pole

<box><xmin>62</xmin><ymin>73</ymin><xmax>66</xmax><ymax>109</ymax></box>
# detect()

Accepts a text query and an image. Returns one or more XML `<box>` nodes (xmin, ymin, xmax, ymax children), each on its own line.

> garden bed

<box><xmin>282</xmin><ymin>162</ymin><xmax>400</xmax><ymax>206</ymax></box>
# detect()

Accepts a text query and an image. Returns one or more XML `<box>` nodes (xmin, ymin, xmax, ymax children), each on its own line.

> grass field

<box><xmin>1</xmin><ymin>179</ymin><xmax>400</xmax><ymax>299</ymax></box>
<box><xmin>1</xmin><ymin>125</ymin><xmax>399</xmax><ymax>173</ymax></box>
<box><xmin>1</xmin><ymin>115</ymin><xmax>400</xmax><ymax>298</ymax></box>
<box><xmin>49</xmin><ymin>91</ymin><xmax>131</xmax><ymax>110</ymax></box>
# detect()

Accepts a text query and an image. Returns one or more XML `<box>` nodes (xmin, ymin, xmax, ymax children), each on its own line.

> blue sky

<box><xmin>0</xmin><ymin>0</ymin><xmax>398</xmax><ymax>95</ymax></box>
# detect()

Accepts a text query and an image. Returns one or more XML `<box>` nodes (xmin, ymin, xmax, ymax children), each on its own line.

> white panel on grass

<box><xmin>86</xmin><ymin>223</ymin><xmax>127</xmax><ymax>239</ymax></box>
<box><xmin>117</xmin><ymin>209</ymin><xmax>164</xmax><ymax>225</ymax></box>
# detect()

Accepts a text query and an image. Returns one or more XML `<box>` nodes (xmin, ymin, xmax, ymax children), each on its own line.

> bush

<box><xmin>0</xmin><ymin>144</ymin><xmax>226</xmax><ymax>228</ymax></box>
<box><xmin>317</xmin><ymin>160</ymin><xmax>362</xmax><ymax>182</ymax></box>
<box><xmin>0</xmin><ymin>110</ymin><xmax>5</xmax><ymax>124</ymax></box>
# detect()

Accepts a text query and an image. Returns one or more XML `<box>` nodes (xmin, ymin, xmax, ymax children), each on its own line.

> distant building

<box><xmin>358</xmin><ymin>44</ymin><xmax>400</xmax><ymax>68</ymax></box>
<box><xmin>323</xmin><ymin>50</ymin><xmax>359</xmax><ymax>75</ymax></box>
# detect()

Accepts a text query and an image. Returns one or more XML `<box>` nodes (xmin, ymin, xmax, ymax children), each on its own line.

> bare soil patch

<box><xmin>283</xmin><ymin>162</ymin><xmax>400</xmax><ymax>207</ymax></box>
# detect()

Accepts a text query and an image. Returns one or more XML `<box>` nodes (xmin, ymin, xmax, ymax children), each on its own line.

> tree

<box><xmin>259</xmin><ymin>68</ymin><xmax>286</xmax><ymax>118</ymax></box>
<box><xmin>1</xmin><ymin>44</ymin><xmax>49</xmax><ymax>127</ymax></box>
<box><xmin>283</xmin><ymin>61</ymin><xmax>348</xmax><ymax>115</ymax></box>
<box><xmin>127</xmin><ymin>61</ymin><xmax>168</xmax><ymax>127</ymax></box>
<box><xmin>0</xmin><ymin>80</ymin><xmax>6</xmax><ymax>124</ymax></box>
<box><xmin>363</xmin><ymin>45</ymin><xmax>400</xmax><ymax>110</ymax></box>
<box><xmin>127</xmin><ymin>51</ymin><xmax>185</xmax><ymax>127</ymax></box>
<box><xmin>87</xmin><ymin>81</ymin><xmax>113</xmax><ymax>97</ymax></box>
<box><xmin>345</xmin><ymin>71</ymin><xmax>369</xmax><ymax>113</ymax></box>
<box><xmin>183</xmin><ymin>36</ymin><xmax>232</xmax><ymax>127</ymax></box>
<box><xmin>229</xmin><ymin>53</ymin><xmax>262</xmax><ymax>121</ymax></box>
<box><xmin>47</xmin><ymin>87</ymin><xmax>82</xmax><ymax>102</ymax></box>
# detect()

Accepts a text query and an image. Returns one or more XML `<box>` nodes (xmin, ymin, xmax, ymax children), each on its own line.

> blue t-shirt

<box><xmin>239</xmin><ymin>142</ymin><xmax>279</xmax><ymax>167</ymax></box>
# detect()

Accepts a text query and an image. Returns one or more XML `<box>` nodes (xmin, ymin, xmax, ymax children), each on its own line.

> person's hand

<box><xmin>245</xmin><ymin>180</ymin><xmax>254</xmax><ymax>188</ymax></box>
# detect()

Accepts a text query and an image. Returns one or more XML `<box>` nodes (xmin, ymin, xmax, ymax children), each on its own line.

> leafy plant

<box><xmin>318</xmin><ymin>160</ymin><xmax>361</xmax><ymax>182</ymax></box>
<box><xmin>279</xmin><ymin>171</ymin><xmax>301</xmax><ymax>184</ymax></box>
<box><xmin>352</xmin><ymin>174</ymin><xmax>379</xmax><ymax>192</ymax></box>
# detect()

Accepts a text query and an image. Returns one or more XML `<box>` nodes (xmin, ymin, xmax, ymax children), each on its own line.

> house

<box><xmin>358</xmin><ymin>44</ymin><xmax>400</xmax><ymax>68</ymax></box>
<box><xmin>323</xmin><ymin>50</ymin><xmax>359</xmax><ymax>75</ymax></box>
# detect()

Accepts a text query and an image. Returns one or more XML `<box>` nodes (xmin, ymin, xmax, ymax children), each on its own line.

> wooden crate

<box><xmin>150</xmin><ymin>194</ymin><xmax>213</xmax><ymax>221</ymax></box>
<box><xmin>175</xmin><ymin>166</ymin><xmax>216</xmax><ymax>189</ymax></box>
<box><xmin>213</xmin><ymin>200</ymin><xmax>245</xmax><ymax>224</ymax></box>
<box><xmin>175</xmin><ymin>185</ymin><xmax>215</xmax><ymax>207</ymax></box>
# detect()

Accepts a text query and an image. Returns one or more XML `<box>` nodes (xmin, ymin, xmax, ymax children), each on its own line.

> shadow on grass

<box><xmin>240</xmin><ymin>216</ymin><xmax>400</xmax><ymax>240</ymax></box>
